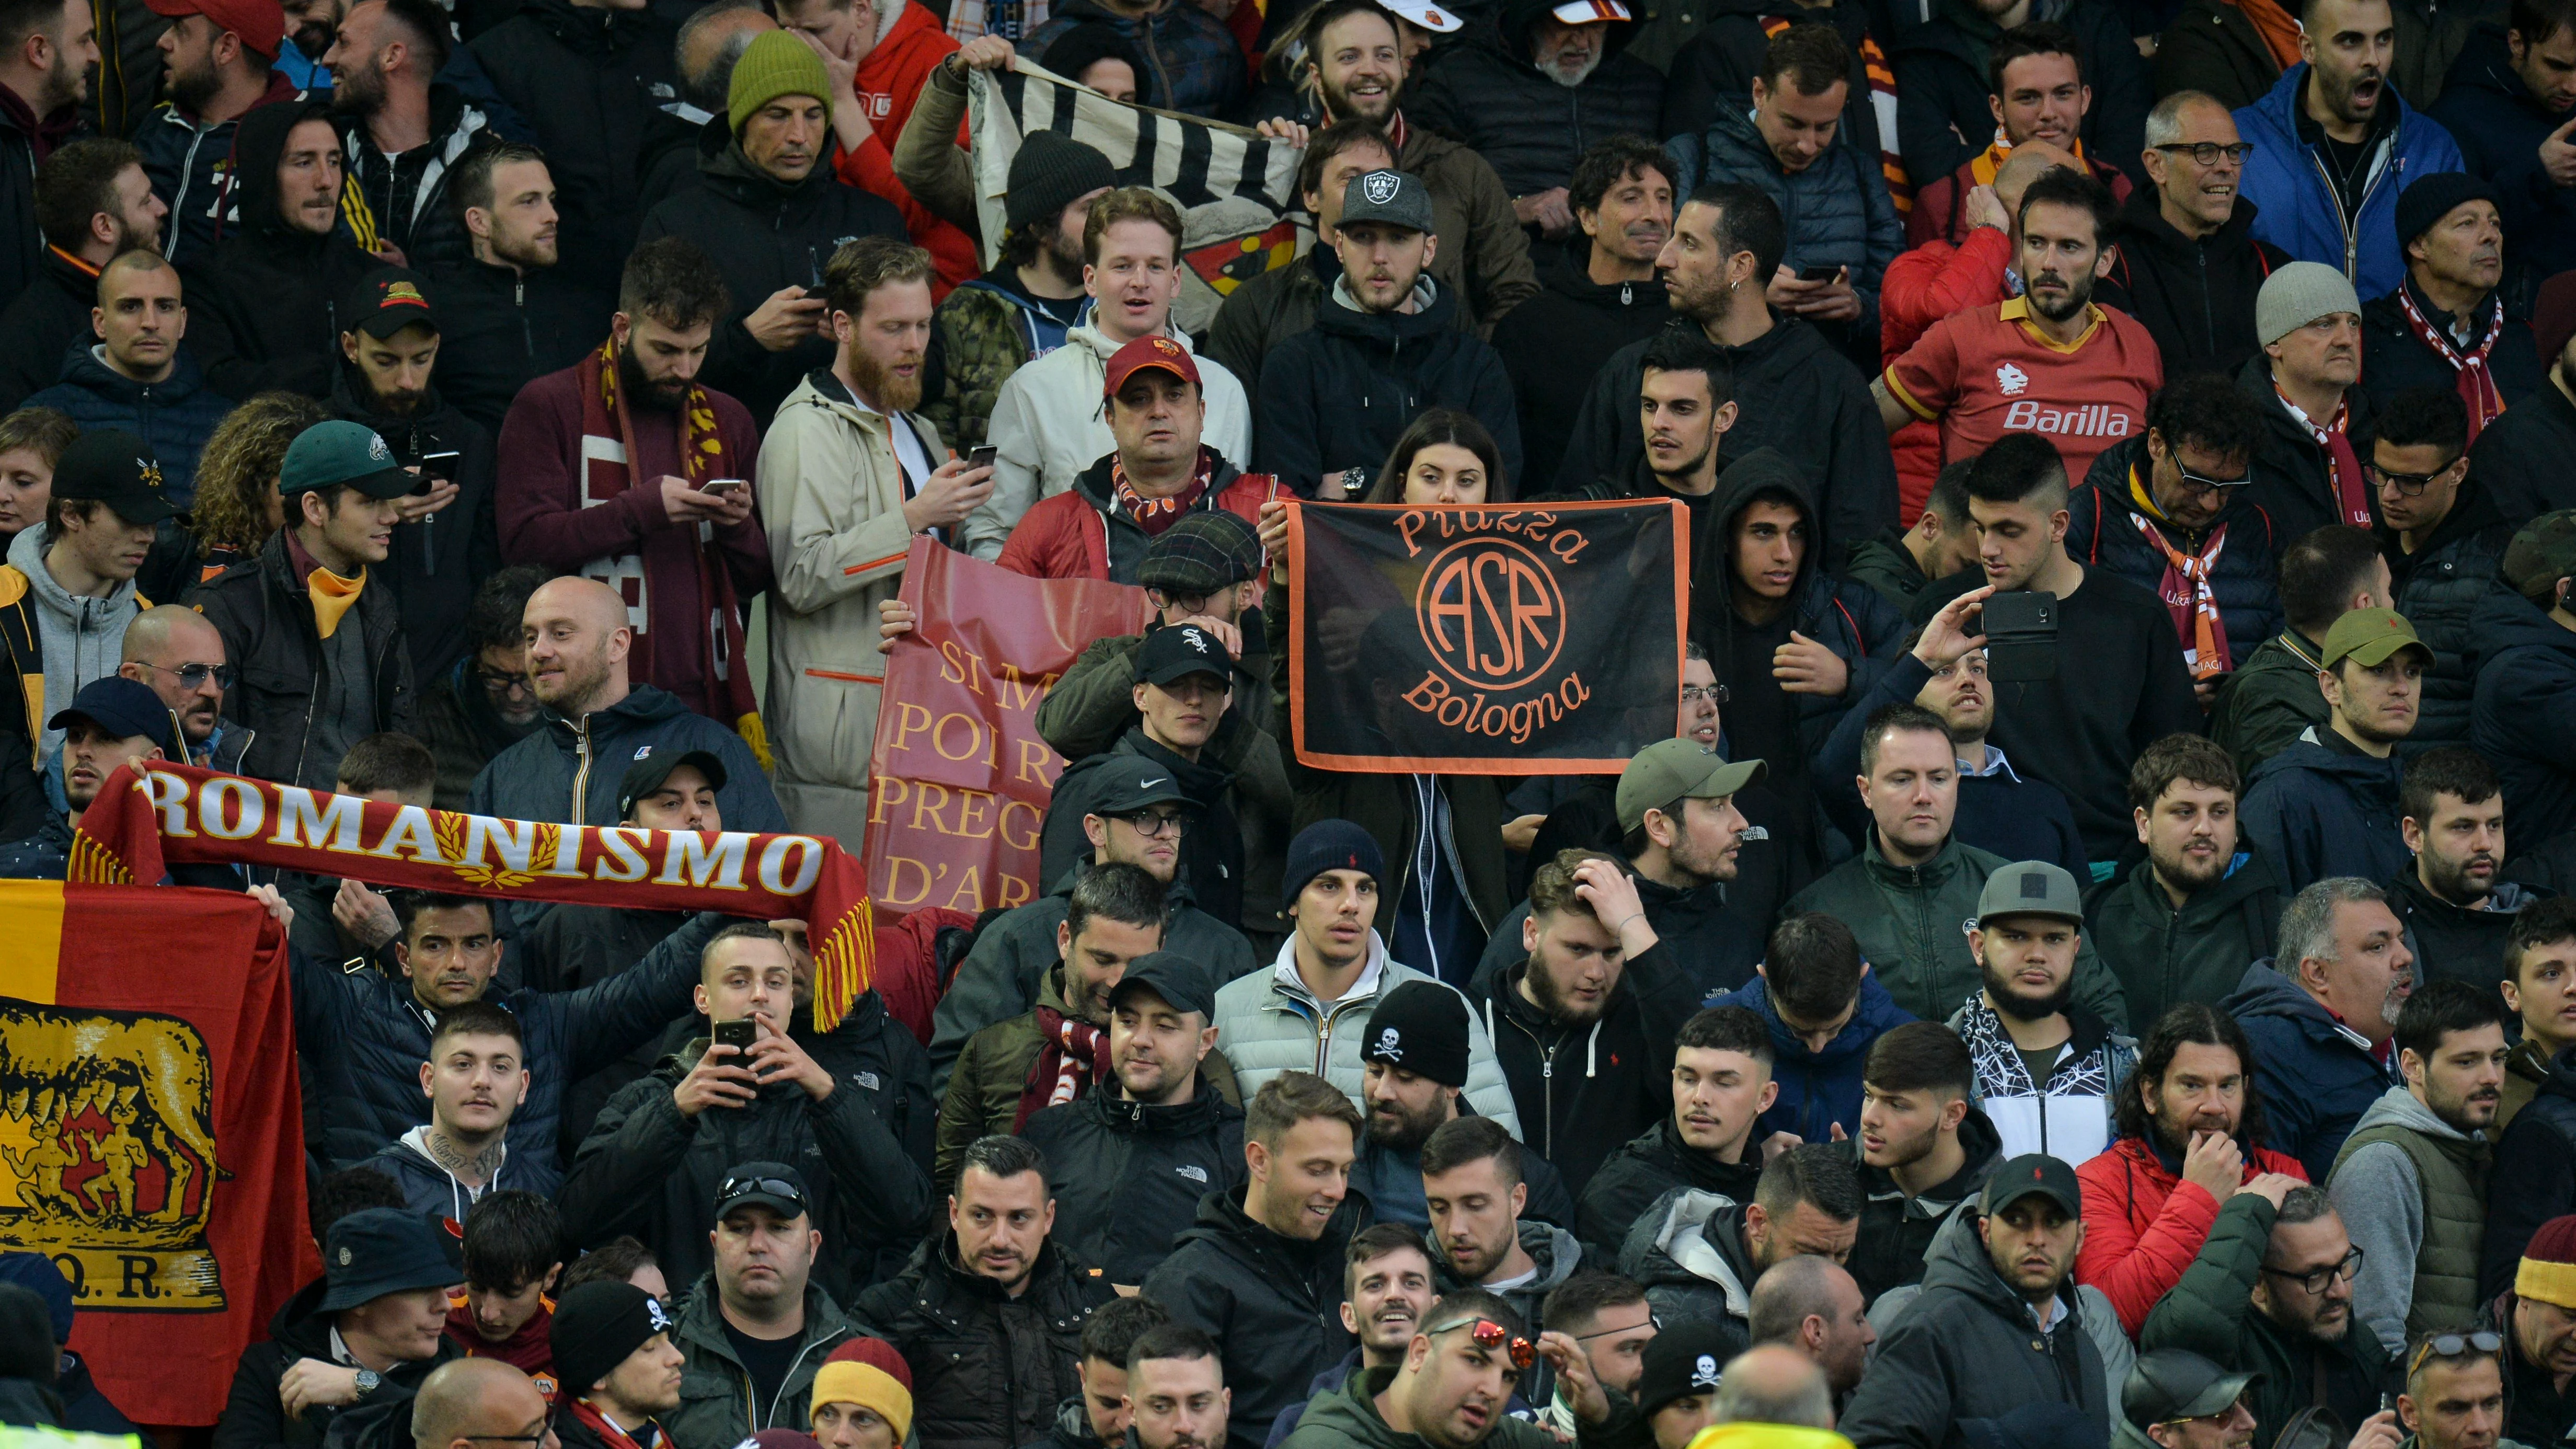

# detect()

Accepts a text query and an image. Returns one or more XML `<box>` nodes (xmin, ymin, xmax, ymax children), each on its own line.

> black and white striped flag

<box><xmin>969</xmin><ymin>61</ymin><xmax>1305</xmax><ymax>335</ymax></box>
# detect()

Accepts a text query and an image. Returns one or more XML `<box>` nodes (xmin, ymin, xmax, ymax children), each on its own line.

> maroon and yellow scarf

<box><xmin>2395</xmin><ymin>281</ymin><xmax>2509</xmax><ymax>444</ymax></box>
<box><xmin>1016</xmin><ymin>1005</ymin><xmax>1108</xmax><ymax>1130</ymax></box>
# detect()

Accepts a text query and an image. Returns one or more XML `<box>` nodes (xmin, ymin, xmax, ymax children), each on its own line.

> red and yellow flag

<box><xmin>0</xmin><ymin>880</ymin><xmax>314</xmax><ymax>1425</ymax></box>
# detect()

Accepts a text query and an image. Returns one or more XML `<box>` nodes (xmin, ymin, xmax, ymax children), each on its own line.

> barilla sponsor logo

<box><xmin>2002</xmin><ymin>401</ymin><xmax>2136</xmax><ymax>436</ymax></box>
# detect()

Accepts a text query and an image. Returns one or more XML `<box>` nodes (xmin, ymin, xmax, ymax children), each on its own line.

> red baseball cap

<box><xmin>144</xmin><ymin>0</ymin><xmax>286</xmax><ymax>60</ymax></box>
<box><xmin>1102</xmin><ymin>334</ymin><xmax>1200</xmax><ymax>398</ymax></box>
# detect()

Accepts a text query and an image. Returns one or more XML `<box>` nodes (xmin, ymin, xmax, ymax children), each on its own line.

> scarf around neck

<box><xmin>1113</xmin><ymin>448</ymin><xmax>1215</xmax><ymax>535</ymax></box>
<box><xmin>2276</xmin><ymin>385</ymin><xmax>2371</xmax><ymax>528</ymax></box>
<box><xmin>2127</xmin><ymin>465</ymin><xmax>2233</xmax><ymax>679</ymax></box>
<box><xmin>1017</xmin><ymin>1002</ymin><xmax>1107</xmax><ymax>1131</ymax></box>
<box><xmin>2395</xmin><ymin>279</ymin><xmax>2508</xmax><ymax>444</ymax></box>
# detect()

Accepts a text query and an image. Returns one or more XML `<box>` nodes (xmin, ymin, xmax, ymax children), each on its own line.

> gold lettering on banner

<box><xmin>0</xmin><ymin>1003</ymin><xmax>224</xmax><ymax>1311</ymax></box>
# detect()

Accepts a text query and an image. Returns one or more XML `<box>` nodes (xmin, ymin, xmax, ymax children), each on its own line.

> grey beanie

<box><xmin>2256</xmin><ymin>261</ymin><xmax>2363</xmax><ymax>346</ymax></box>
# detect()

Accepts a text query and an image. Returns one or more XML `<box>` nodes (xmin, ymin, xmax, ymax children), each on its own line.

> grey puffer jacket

<box><xmin>1837</xmin><ymin>1208</ymin><xmax>2121</xmax><ymax>1449</ymax></box>
<box><xmin>1617</xmin><ymin>1189</ymin><xmax>1754</xmax><ymax>1356</ymax></box>
<box><xmin>1668</xmin><ymin>105</ymin><xmax>1902</xmax><ymax>358</ymax></box>
<box><xmin>1212</xmin><ymin>933</ymin><xmax>1523</xmax><ymax>1136</ymax></box>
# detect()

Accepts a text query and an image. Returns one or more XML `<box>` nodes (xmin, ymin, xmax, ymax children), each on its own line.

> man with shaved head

<box><xmin>117</xmin><ymin>604</ymin><xmax>245</xmax><ymax>770</ymax></box>
<box><xmin>1710</xmin><ymin>1344</ymin><xmax>1834</xmax><ymax>1429</ymax></box>
<box><xmin>412</xmin><ymin>1354</ymin><xmax>556</xmax><ymax>1449</ymax></box>
<box><xmin>1743</xmin><ymin>1256</ymin><xmax>1872</xmax><ymax>1409</ymax></box>
<box><xmin>468</xmin><ymin>574</ymin><xmax>784</xmax><ymax>832</ymax></box>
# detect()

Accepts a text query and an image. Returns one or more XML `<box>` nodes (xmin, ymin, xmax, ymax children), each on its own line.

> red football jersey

<box><xmin>1883</xmin><ymin>298</ymin><xmax>2165</xmax><ymax>480</ymax></box>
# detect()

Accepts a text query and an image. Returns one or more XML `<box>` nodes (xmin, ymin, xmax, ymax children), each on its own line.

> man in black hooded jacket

<box><xmin>2095</xmin><ymin>91</ymin><xmax>2292</xmax><ymax>381</ymax></box>
<box><xmin>185</xmin><ymin>97</ymin><xmax>380</xmax><ymax>399</ymax></box>
<box><xmin>1253</xmin><ymin>168</ymin><xmax>1521</xmax><ymax>497</ymax></box>
<box><xmin>634</xmin><ymin>29</ymin><xmax>904</xmax><ymax>426</ymax></box>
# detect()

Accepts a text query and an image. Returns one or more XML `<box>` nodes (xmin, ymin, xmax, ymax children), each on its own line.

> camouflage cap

<box><xmin>2505</xmin><ymin>510</ymin><xmax>2576</xmax><ymax>604</ymax></box>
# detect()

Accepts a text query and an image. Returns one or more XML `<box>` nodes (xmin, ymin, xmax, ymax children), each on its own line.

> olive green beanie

<box><xmin>728</xmin><ymin>29</ymin><xmax>833</xmax><ymax>136</ymax></box>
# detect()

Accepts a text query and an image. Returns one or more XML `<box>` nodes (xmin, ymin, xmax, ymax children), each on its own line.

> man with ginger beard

<box><xmin>757</xmin><ymin>236</ymin><xmax>992</xmax><ymax>847</ymax></box>
<box><xmin>2385</xmin><ymin>748</ymin><xmax>2543</xmax><ymax>1013</ymax></box>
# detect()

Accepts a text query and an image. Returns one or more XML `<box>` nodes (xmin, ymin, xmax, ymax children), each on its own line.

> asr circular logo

<box><xmin>1414</xmin><ymin>537</ymin><xmax>1565</xmax><ymax>693</ymax></box>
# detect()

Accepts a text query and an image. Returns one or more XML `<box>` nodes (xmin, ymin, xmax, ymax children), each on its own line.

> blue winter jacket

<box><xmin>2470</xmin><ymin>586</ymin><xmax>2576</xmax><ymax>849</ymax></box>
<box><xmin>2238</xmin><ymin>730</ymin><xmax>2413</xmax><ymax>894</ymax></box>
<box><xmin>2232</xmin><ymin>64</ymin><xmax>2463</xmax><ymax>301</ymax></box>
<box><xmin>1669</xmin><ymin>105</ymin><xmax>1902</xmax><ymax>353</ymax></box>
<box><xmin>2223</xmin><ymin>958</ymin><xmax>2403</xmax><ymax>1182</ymax></box>
<box><xmin>24</xmin><ymin>344</ymin><xmax>233</xmax><ymax>509</ymax></box>
<box><xmin>1712</xmin><ymin>972</ymin><xmax>1915</xmax><ymax>1144</ymax></box>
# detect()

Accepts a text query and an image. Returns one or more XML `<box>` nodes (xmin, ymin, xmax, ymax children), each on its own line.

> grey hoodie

<box><xmin>1431</xmin><ymin>1218</ymin><xmax>1583</xmax><ymax>1406</ymax></box>
<box><xmin>2326</xmin><ymin>1084</ymin><xmax>2488</xmax><ymax>1355</ymax></box>
<box><xmin>7</xmin><ymin>523</ymin><xmax>142</xmax><ymax>756</ymax></box>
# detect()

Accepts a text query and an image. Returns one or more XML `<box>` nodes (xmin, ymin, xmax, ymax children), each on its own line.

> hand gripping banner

<box><xmin>68</xmin><ymin>762</ymin><xmax>883</xmax><ymax>1030</ymax></box>
<box><xmin>1286</xmin><ymin>500</ymin><xmax>1689</xmax><ymax>774</ymax></box>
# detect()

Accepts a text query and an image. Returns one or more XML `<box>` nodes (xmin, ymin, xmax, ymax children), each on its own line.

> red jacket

<box><xmin>1879</xmin><ymin>226</ymin><xmax>2010</xmax><ymax>523</ymax></box>
<box><xmin>2075</xmin><ymin>1132</ymin><xmax>2307</xmax><ymax>1337</ymax></box>
<box><xmin>872</xmin><ymin>903</ymin><xmax>975</xmax><ymax>1045</ymax></box>
<box><xmin>830</xmin><ymin>3</ymin><xmax>978</xmax><ymax>293</ymax></box>
<box><xmin>999</xmin><ymin>450</ymin><xmax>1285</xmax><ymax>583</ymax></box>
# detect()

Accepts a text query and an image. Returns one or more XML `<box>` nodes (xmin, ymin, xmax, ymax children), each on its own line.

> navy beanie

<box><xmin>1283</xmin><ymin>819</ymin><xmax>1384</xmax><ymax>904</ymax></box>
<box><xmin>0</xmin><ymin>1255</ymin><xmax>71</xmax><ymax>1344</ymax></box>
<box><xmin>2395</xmin><ymin>171</ymin><xmax>2501</xmax><ymax>249</ymax></box>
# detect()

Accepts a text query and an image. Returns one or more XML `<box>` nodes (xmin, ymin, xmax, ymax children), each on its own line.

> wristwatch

<box><xmin>353</xmin><ymin>1369</ymin><xmax>382</xmax><ymax>1398</ymax></box>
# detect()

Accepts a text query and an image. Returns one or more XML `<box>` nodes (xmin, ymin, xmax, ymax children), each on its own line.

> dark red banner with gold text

<box><xmin>862</xmin><ymin>538</ymin><xmax>1153</xmax><ymax>912</ymax></box>
<box><xmin>1287</xmin><ymin>500</ymin><xmax>1687</xmax><ymax>774</ymax></box>
<box><xmin>0</xmin><ymin>881</ymin><xmax>314</xmax><ymax>1426</ymax></box>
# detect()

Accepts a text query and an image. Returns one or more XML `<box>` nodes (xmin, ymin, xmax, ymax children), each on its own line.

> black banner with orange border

<box><xmin>1286</xmin><ymin>500</ymin><xmax>1687</xmax><ymax>774</ymax></box>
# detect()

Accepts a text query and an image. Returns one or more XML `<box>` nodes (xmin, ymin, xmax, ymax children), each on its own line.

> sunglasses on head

<box><xmin>716</xmin><ymin>1175</ymin><xmax>807</xmax><ymax>1213</ymax></box>
<box><xmin>1428</xmin><ymin>1318</ymin><xmax>1535</xmax><ymax>1370</ymax></box>
<box><xmin>2408</xmin><ymin>1330</ymin><xmax>2503</xmax><ymax>1379</ymax></box>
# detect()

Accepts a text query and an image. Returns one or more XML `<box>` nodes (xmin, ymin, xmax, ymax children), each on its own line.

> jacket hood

<box><xmin>1538</xmin><ymin>236</ymin><xmax>1669</xmax><ymax>309</ymax></box>
<box><xmin>230</xmin><ymin>97</ymin><xmax>340</xmax><ymax>245</ymax></box>
<box><xmin>7</xmin><ymin>523</ymin><xmax>141</xmax><ymax>619</ymax></box>
<box><xmin>2108</xmin><ymin>175</ymin><xmax>2263</xmax><ymax>257</ymax></box>
<box><xmin>56</xmin><ymin>343</ymin><xmax>212</xmax><ymax>403</ymax></box>
<box><xmin>2472</xmin><ymin>585</ymin><xmax>2573</xmax><ymax>654</ymax></box>
<box><xmin>1440</xmin><ymin>1218</ymin><xmax>1584</xmax><ymax>1296</ymax></box>
<box><xmin>2350</xmin><ymin>1081</ymin><xmax>2475</xmax><ymax>1143</ymax></box>
<box><xmin>1729</xmin><ymin>972</ymin><xmax>1908</xmax><ymax>1070</ymax></box>
<box><xmin>2244</xmin><ymin>731</ymin><xmax>2404</xmax><ymax>791</ymax></box>
<box><xmin>2222</xmin><ymin>960</ymin><xmax>2348</xmax><ymax>1038</ymax></box>
<box><xmin>1917</xmin><ymin>1195</ymin><xmax>2082</xmax><ymax>1321</ymax></box>
<box><xmin>263</xmin><ymin>1273</ymin><xmax>337</xmax><ymax>1353</ymax></box>
<box><xmin>1317</xmin><ymin>274</ymin><xmax>1457</xmax><ymax>344</ymax></box>
<box><xmin>1693</xmin><ymin>446</ymin><xmax>1822</xmax><ymax>640</ymax></box>
<box><xmin>1629</xmin><ymin>1189</ymin><xmax>1756</xmax><ymax>1315</ymax></box>
<box><xmin>1858</xmin><ymin>1103</ymin><xmax>2005</xmax><ymax>1207</ymax></box>
<box><xmin>2098</xmin><ymin>843</ymin><xmax>2280</xmax><ymax>918</ymax></box>
<box><xmin>2380</xmin><ymin>475</ymin><xmax>2505</xmax><ymax>566</ymax></box>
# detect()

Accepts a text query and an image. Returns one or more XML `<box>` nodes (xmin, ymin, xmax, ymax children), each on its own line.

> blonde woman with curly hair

<box><xmin>189</xmin><ymin>393</ymin><xmax>326</xmax><ymax>585</ymax></box>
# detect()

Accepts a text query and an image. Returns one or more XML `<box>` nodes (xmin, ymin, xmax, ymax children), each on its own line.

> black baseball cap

<box><xmin>1083</xmin><ymin>756</ymin><xmax>1196</xmax><ymax>816</ymax></box>
<box><xmin>2122</xmin><ymin>1350</ymin><xmax>2257</xmax><ymax>1430</ymax></box>
<box><xmin>319</xmin><ymin>1208</ymin><xmax>465</xmax><ymax>1311</ymax></box>
<box><xmin>618</xmin><ymin>749</ymin><xmax>728</xmax><ymax>821</ymax></box>
<box><xmin>50</xmin><ymin>428</ymin><xmax>182</xmax><ymax>525</ymax></box>
<box><xmin>715</xmin><ymin>1161</ymin><xmax>811</xmax><ymax>1221</ymax></box>
<box><xmin>1109</xmin><ymin>951</ymin><xmax>1216</xmax><ymax>1019</ymax></box>
<box><xmin>48</xmin><ymin>677</ymin><xmax>179</xmax><ymax>757</ymax></box>
<box><xmin>1134</xmin><ymin>623</ymin><xmax>1233</xmax><ymax>688</ymax></box>
<box><xmin>1981</xmin><ymin>1153</ymin><xmax>2082</xmax><ymax>1218</ymax></box>
<box><xmin>342</xmin><ymin>267</ymin><xmax>441</xmax><ymax>340</ymax></box>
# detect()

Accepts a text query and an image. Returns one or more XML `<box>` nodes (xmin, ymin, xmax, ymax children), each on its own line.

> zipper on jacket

<box><xmin>571</xmin><ymin>716</ymin><xmax>594</xmax><ymax>821</ymax></box>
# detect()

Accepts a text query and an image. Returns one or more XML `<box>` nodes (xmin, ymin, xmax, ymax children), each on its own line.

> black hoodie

<box><xmin>1254</xmin><ymin>275</ymin><xmax>1523</xmax><ymax>495</ymax></box>
<box><xmin>2096</xmin><ymin>182</ymin><xmax>2290</xmax><ymax>382</ymax></box>
<box><xmin>1141</xmin><ymin>1189</ymin><xmax>1362</xmax><ymax>1449</ymax></box>
<box><xmin>326</xmin><ymin>360</ymin><xmax>502</xmax><ymax>683</ymax></box>
<box><xmin>1491</xmin><ymin>240</ymin><xmax>1672</xmax><ymax>496</ymax></box>
<box><xmin>185</xmin><ymin>98</ymin><xmax>381</xmax><ymax>400</ymax></box>
<box><xmin>635</xmin><ymin>116</ymin><xmax>907</xmax><ymax>425</ymax></box>
<box><xmin>1555</xmin><ymin>315</ymin><xmax>1897</xmax><ymax>570</ymax></box>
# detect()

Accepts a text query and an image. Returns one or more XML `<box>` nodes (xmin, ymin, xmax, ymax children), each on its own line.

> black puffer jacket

<box><xmin>0</xmin><ymin>248</ymin><xmax>96</xmax><ymax>410</ymax></box>
<box><xmin>1140</xmin><ymin>1189</ymin><xmax>1363</xmax><ymax>1449</ymax></box>
<box><xmin>1888</xmin><ymin>0</ymin><xmax>2150</xmax><ymax>188</ymax></box>
<box><xmin>2359</xmin><ymin>280</ymin><xmax>2547</xmax><ymax>420</ymax></box>
<box><xmin>558</xmin><ymin>993</ymin><xmax>936</xmax><ymax>1301</ymax></box>
<box><xmin>1406</xmin><ymin>0</ymin><xmax>1665</xmax><ymax>204</ymax></box>
<box><xmin>1491</xmin><ymin>240</ymin><xmax>1672</xmax><ymax>495</ymax></box>
<box><xmin>2068</xmin><ymin>434</ymin><xmax>2286</xmax><ymax>671</ymax></box>
<box><xmin>187</xmin><ymin>528</ymin><xmax>418</xmax><ymax>790</ymax></box>
<box><xmin>1841</xmin><ymin>1106</ymin><xmax>2004</xmax><ymax>1305</ymax></box>
<box><xmin>2383</xmin><ymin>477</ymin><xmax>2513</xmax><ymax>750</ymax></box>
<box><xmin>185</xmin><ymin>98</ymin><xmax>382</xmax><ymax>400</ymax></box>
<box><xmin>424</xmin><ymin>256</ymin><xmax>612</xmax><ymax>436</ymax></box>
<box><xmin>855</xmin><ymin>1234</ymin><xmax>1112</xmax><ymax>1449</ymax></box>
<box><xmin>2235</xmin><ymin>352</ymin><xmax>2379</xmax><ymax>544</ymax></box>
<box><xmin>1252</xmin><ymin>275</ymin><xmax>1522</xmax><ymax>494</ymax></box>
<box><xmin>212</xmin><ymin>1276</ymin><xmax>460</xmax><ymax>1449</ymax></box>
<box><xmin>1554</xmin><ymin>315</ymin><xmax>1898</xmax><ymax>569</ymax></box>
<box><xmin>2480</xmin><ymin>1045</ymin><xmax>2576</xmax><ymax>1303</ymax></box>
<box><xmin>286</xmin><ymin>912</ymin><xmax>722</xmax><ymax>1171</ymax></box>
<box><xmin>1021</xmin><ymin>1075</ymin><xmax>1247</xmax><ymax>1287</ymax></box>
<box><xmin>325</xmin><ymin>363</ymin><xmax>502</xmax><ymax>684</ymax></box>
<box><xmin>2471</xmin><ymin>585</ymin><xmax>2576</xmax><ymax>848</ymax></box>
<box><xmin>1835</xmin><ymin>1206</ymin><xmax>2113</xmax><ymax>1445</ymax></box>
<box><xmin>1574</xmin><ymin>1117</ymin><xmax>1762</xmax><ymax>1262</ymax></box>
<box><xmin>466</xmin><ymin>0</ymin><xmax>683</xmax><ymax>283</ymax></box>
<box><xmin>636</xmin><ymin>117</ymin><xmax>907</xmax><ymax>424</ymax></box>
<box><xmin>2096</xmin><ymin>185</ymin><xmax>2288</xmax><ymax>381</ymax></box>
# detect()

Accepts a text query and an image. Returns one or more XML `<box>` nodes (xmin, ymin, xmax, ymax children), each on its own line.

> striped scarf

<box><xmin>2395</xmin><ymin>280</ymin><xmax>2509</xmax><ymax>444</ymax></box>
<box><xmin>2127</xmin><ymin>466</ymin><xmax>2233</xmax><ymax>679</ymax></box>
<box><xmin>1015</xmin><ymin>1005</ymin><xmax>1107</xmax><ymax>1130</ymax></box>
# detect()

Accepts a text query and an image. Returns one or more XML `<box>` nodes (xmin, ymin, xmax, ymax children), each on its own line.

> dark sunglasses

<box><xmin>716</xmin><ymin>1175</ymin><xmax>808</xmax><ymax>1213</ymax></box>
<box><xmin>138</xmin><ymin>660</ymin><xmax>236</xmax><ymax>690</ymax></box>
<box><xmin>2174</xmin><ymin>460</ymin><xmax>2251</xmax><ymax>494</ymax></box>
<box><xmin>2408</xmin><ymin>1329</ymin><xmax>2503</xmax><ymax>1379</ymax></box>
<box><xmin>1429</xmin><ymin>1318</ymin><xmax>1535</xmax><ymax>1370</ymax></box>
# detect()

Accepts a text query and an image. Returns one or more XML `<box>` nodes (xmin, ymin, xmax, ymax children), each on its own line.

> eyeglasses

<box><xmin>1116</xmin><ymin>810</ymin><xmax>1189</xmax><ymax>837</ymax></box>
<box><xmin>2151</xmin><ymin>141</ymin><xmax>2255</xmax><ymax>166</ymax></box>
<box><xmin>2159</xmin><ymin>1395</ymin><xmax>2251</xmax><ymax>1430</ymax></box>
<box><xmin>716</xmin><ymin>1175</ymin><xmax>808</xmax><ymax>1213</ymax></box>
<box><xmin>2257</xmin><ymin>1246</ymin><xmax>2363</xmax><ymax>1296</ymax></box>
<box><xmin>1680</xmin><ymin>684</ymin><xmax>1729</xmax><ymax>705</ymax></box>
<box><xmin>462</xmin><ymin>1432</ymin><xmax>550</xmax><ymax>1446</ymax></box>
<box><xmin>2174</xmin><ymin>460</ymin><xmax>2251</xmax><ymax>494</ymax></box>
<box><xmin>137</xmin><ymin>660</ymin><xmax>236</xmax><ymax>690</ymax></box>
<box><xmin>1427</xmin><ymin>1318</ymin><xmax>1535</xmax><ymax>1370</ymax></box>
<box><xmin>2408</xmin><ymin>1330</ymin><xmax>2504</xmax><ymax>1379</ymax></box>
<box><xmin>475</xmin><ymin>667</ymin><xmax>535</xmax><ymax>698</ymax></box>
<box><xmin>2368</xmin><ymin>457</ymin><xmax>2463</xmax><ymax>496</ymax></box>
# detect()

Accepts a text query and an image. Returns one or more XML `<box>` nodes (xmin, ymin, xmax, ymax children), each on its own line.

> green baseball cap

<box><xmin>2505</xmin><ymin>510</ymin><xmax>2576</xmax><ymax>604</ymax></box>
<box><xmin>1974</xmin><ymin>860</ymin><xmax>2085</xmax><ymax>927</ymax></box>
<box><xmin>2320</xmin><ymin>606</ymin><xmax>2433</xmax><ymax>670</ymax></box>
<box><xmin>1614</xmin><ymin>737</ymin><xmax>1765</xmax><ymax>833</ymax></box>
<box><xmin>279</xmin><ymin>420</ymin><xmax>415</xmax><ymax>500</ymax></box>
